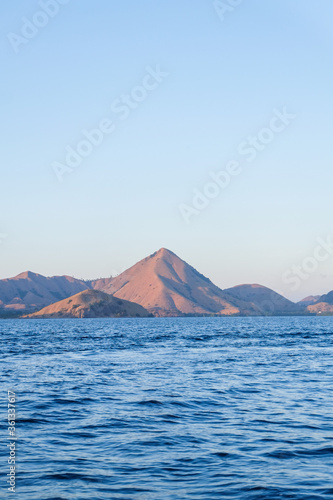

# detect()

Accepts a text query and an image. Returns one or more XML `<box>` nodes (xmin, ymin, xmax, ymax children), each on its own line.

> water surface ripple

<box><xmin>1</xmin><ymin>317</ymin><xmax>333</xmax><ymax>499</ymax></box>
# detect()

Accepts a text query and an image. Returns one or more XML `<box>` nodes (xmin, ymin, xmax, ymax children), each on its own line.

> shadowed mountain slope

<box><xmin>224</xmin><ymin>284</ymin><xmax>305</xmax><ymax>315</ymax></box>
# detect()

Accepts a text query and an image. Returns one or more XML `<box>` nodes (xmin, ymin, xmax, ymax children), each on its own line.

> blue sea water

<box><xmin>1</xmin><ymin>316</ymin><xmax>333</xmax><ymax>500</ymax></box>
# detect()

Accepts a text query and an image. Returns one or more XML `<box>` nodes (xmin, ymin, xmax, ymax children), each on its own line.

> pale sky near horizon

<box><xmin>1</xmin><ymin>1</ymin><xmax>332</xmax><ymax>301</ymax></box>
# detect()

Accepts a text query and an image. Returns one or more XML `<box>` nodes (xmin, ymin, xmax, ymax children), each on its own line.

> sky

<box><xmin>1</xmin><ymin>0</ymin><xmax>332</xmax><ymax>301</ymax></box>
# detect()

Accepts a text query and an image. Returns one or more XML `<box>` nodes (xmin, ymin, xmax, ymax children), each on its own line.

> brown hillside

<box><xmin>25</xmin><ymin>290</ymin><xmax>150</xmax><ymax>318</ymax></box>
<box><xmin>91</xmin><ymin>248</ymin><xmax>255</xmax><ymax>316</ymax></box>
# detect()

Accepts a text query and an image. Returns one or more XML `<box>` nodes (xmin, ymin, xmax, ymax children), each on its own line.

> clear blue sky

<box><xmin>1</xmin><ymin>0</ymin><xmax>332</xmax><ymax>301</ymax></box>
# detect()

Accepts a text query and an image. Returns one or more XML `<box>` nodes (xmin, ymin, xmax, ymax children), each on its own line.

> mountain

<box><xmin>0</xmin><ymin>249</ymin><xmax>325</xmax><ymax>317</ymax></box>
<box><xmin>306</xmin><ymin>290</ymin><xmax>333</xmax><ymax>315</ymax></box>
<box><xmin>25</xmin><ymin>290</ymin><xmax>151</xmax><ymax>318</ymax></box>
<box><xmin>224</xmin><ymin>284</ymin><xmax>305</xmax><ymax>315</ymax></box>
<box><xmin>0</xmin><ymin>272</ymin><xmax>90</xmax><ymax>315</ymax></box>
<box><xmin>298</xmin><ymin>295</ymin><xmax>321</xmax><ymax>307</ymax></box>
<box><xmin>316</xmin><ymin>290</ymin><xmax>333</xmax><ymax>305</ymax></box>
<box><xmin>90</xmin><ymin>248</ymin><xmax>262</xmax><ymax>317</ymax></box>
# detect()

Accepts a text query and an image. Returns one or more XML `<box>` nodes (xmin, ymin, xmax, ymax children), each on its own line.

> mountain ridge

<box><xmin>0</xmin><ymin>248</ymin><xmax>330</xmax><ymax>317</ymax></box>
<box><xmin>90</xmin><ymin>248</ymin><xmax>244</xmax><ymax>316</ymax></box>
<box><xmin>90</xmin><ymin>248</ymin><xmax>305</xmax><ymax>317</ymax></box>
<box><xmin>0</xmin><ymin>272</ymin><xmax>90</xmax><ymax>314</ymax></box>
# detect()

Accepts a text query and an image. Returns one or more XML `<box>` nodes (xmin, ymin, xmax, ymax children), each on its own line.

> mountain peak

<box><xmin>228</xmin><ymin>284</ymin><xmax>267</xmax><ymax>290</ymax></box>
<box><xmin>14</xmin><ymin>271</ymin><xmax>40</xmax><ymax>280</ymax></box>
<box><xmin>298</xmin><ymin>295</ymin><xmax>321</xmax><ymax>306</ymax></box>
<box><xmin>0</xmin><ymin>249</ymin><xmax>316</xmax><ymax>317</ymax></box>
<box><xmin>91</xmin><ymin>248</ymin><xmax>244</xmax><ymax>316</ymax></box>
<box><xmin>153</xmin><ymin>248</ymin><xmax>177</xmax><ymax>258</ymax></box>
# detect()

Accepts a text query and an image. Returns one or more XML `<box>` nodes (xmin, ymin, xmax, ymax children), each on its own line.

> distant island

<box><xmin>0</xmin><ymin>248</ymin><xmax>332</xmax><ymax>318</ymax></box>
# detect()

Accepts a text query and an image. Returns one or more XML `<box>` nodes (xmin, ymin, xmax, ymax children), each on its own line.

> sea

<box><xmin>1</xmin><ymin>317</ymin><xmax>333</xmax><ymax>500</ymax></box>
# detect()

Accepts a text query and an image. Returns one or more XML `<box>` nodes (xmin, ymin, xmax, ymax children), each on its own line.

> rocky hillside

<box><xmin>306</xmin><ymin>290</ymin><xmax>333</xmax><ymax>314</ymax></box>
<box><xmin>25</xmin><ymin>290</ymin><xmax>151</xmax><ymax>318</ymax></box>
<box><xmin>91</xmin><ymin>248</ymin><xmax>259</xmax><ymax>316</ymax></box>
